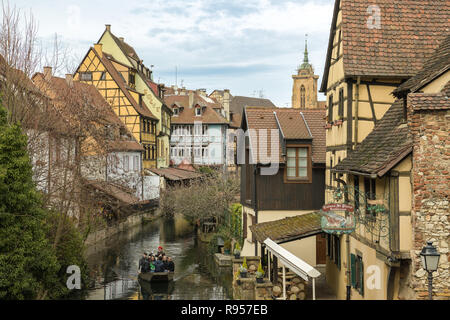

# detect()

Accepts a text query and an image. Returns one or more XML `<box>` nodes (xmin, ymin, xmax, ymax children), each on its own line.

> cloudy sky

<box><xmin>13</xmin><ymin>0</ymin><xmax>334</xmax><ymax>107</ymax></box>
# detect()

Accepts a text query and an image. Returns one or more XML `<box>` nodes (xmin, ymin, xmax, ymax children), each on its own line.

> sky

<box><xmin>12</xmin><ymin>0</ymin><xmax>335</xmax><ymax>107</ymax></box>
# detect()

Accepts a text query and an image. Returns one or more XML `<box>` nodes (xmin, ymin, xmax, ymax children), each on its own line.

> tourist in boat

<box><xmin>166</xmin><ymin>257</ymin><xmax>175</xmax><ymax>272</ymax></box>
<box><xmin>154</xmin><ymin>255</ymin><xmax>165</xmax><ymax>272</ymax></box>
<box><xmin>162</xmin><ymin>255</ymin><xmax>169</xmax><ymax>270</ymax></box>
<box><xmin>141</xmin><ymin>255</ymin><xmax>151</xmax><ymax>273</ymax></box>
<box><xmin>139</xmin><ymin>252</ymin><xmax>148</xmax><ymax>273</ymax></box>
<box><xmin>149</xmin><ymin>256</ymin><xmax>156</xmax><ymax>273</ymax></box>
<box><xmin>157</xmin><ymin>246</ymin><xmax>165</xmax><ymax>257</ymax></box>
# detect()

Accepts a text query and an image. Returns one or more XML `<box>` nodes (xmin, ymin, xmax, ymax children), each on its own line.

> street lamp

<box><xmin>420</xmin><ymin>241</ymin><xmax>441</xmax><ymax>300</ymax></box>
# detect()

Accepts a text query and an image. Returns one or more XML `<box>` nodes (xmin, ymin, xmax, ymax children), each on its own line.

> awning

<box><xmin>264</xmin><ymin>238</ymin><xmax>321</xmax><ymax>300</ymax></box>
<box><xmin>250</xmin><ymin>212</ymin><xmax>323</xmax><ymax>244</ymax></box>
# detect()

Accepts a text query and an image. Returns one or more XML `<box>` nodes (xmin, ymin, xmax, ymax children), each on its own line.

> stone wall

<box><xmin>231</xmin><ymin>257</ymin><xmax>307</xmax><ymax>300</ymax></box>
<box><xmin>85</xmin><ymin>210</ymin><xmax>157</xmax><ymax>247</ymax></box>
<box><xmin>409</xmin><ymin>108</ymin><xmax>450</xmax><ymax>300</ymax></box>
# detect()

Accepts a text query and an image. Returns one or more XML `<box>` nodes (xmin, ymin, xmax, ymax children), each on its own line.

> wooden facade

<box><xmin>241</xmin><ymin>163</ymin><xmax>325</xmax><ymax>211</ymax></box>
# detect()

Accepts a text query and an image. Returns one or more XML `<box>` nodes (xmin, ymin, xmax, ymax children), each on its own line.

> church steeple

<box><xmin>292</xmin><ymin>35</ymin><xmax>319</xmax><ymax>109</ymax></box>
<box><xmin>299</xmin><ymin>34</ymin><xmax>312</xmax><ymax>71</ymax></box>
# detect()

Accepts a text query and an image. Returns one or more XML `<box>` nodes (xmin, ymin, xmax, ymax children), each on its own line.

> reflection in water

<box><xmin>85</xmin><ymin>215</ymin><xmax>232</xmax><ymax>300</ymax></box>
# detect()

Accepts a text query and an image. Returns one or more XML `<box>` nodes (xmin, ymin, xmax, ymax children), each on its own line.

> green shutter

<box><xmin>350</xmin><ymin>254</ymin><xmax>356</xmax><ymax>288</ymax></box>
<box><xmin>359</xmin><ymin>259</ymin><xmax>364</xmax><ymax>296</ymax></box>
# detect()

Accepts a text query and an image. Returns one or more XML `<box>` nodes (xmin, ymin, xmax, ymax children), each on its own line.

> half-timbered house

<box><xmin>95</xmin><ymin>25</ymin><xmax>173</xmax><ymax>168</ymax></box>
<box><xmin>74</xmin><ymin>38</ymin><xmax>159</xmax><ymax>169</ymax></box>
<box><xmin>320</xmin><ymin>0</ymin><xmax>449</xmax><ymax>300</ymax></box>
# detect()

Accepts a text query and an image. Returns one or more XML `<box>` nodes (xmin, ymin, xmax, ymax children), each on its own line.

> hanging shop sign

<box><xmin>320</xmin><ymin>203</ymin><xmax>356</xmax><ymax>235</ymax></box>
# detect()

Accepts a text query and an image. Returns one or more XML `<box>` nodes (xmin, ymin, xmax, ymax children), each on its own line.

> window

<box><xmin>133</xmin><ymin>156</ymin><xmax>139</xmax><ymax>172</ymax></box>
<box><xmin>100</xmin><ymin>72</ymin><xmax>106</xmax><ymax>80</ymax></box>
<box><xmin>123</xmin><ymin>155</ymin><xmax>129</xmax><ymax>172</ymax></box>
<box><xmin>202</xmin><ymin>125</ymin><xmax>208</xmax><ymax>136</ymax></box>
<box><xmin>173</xmin><ymin>108</ymin><xmax>179</xmax><ymax>116</ymax></box>
<box><xmin>300</xmin><ymin>85</ymin><xmax>306</xmax><ymax>108</ymax></box>
<box><xmin>351</xmin><ymin>253</ymin><xmax>364</xmax><ymax>296</ymax></box>
<box><xmin>338</xmin><ymin>88</ymin><xmax>344</xmax><ymax>119</ymax></box>
<box><xmin>285</xmin><ymin>146</ymin><xmax>311</xmax><ymax>182</ymax></box>
<box><xmin>328</xmin><ymin>94</ymin><xmax>333</xmax><ymax>122</ymax></box>
<box><xmin>129</xmin><ymin>72</ymin><xmax>136</xmax><ymax>87</ymax></box>
<box><xmin>364</xmin><ymin>178</ymin><xmax>376</xmax><ymax>217</ymax></box>
<box><xmin>80</xmin><ymin>72</ymin><xmax>92</xmax><ymax>81</ymax></box>
<box><xmin>195</xmin><ymin>107</ymin><xmax>201</xmax><ymax>116</ymax></box>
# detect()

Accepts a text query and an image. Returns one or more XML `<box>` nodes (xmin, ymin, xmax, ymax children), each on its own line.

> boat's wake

<box><xmin>173</xmin><ymin>263</ymin><xmax>199</xmax><ymax>281</ymax></box>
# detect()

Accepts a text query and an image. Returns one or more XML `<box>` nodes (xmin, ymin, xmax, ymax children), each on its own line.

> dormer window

<box><xmin>195</xmin><ymin>107</ymin><xmax>201</xmax><ymax>116</ymax></box>
<box><xmin>285</xmin><ymin>145</ymin><xmax>312</xmax><ymax>183</ymax></box>
<box><xmin>129</xmin><ymin>72</ymin><xmax>136</xmax><ymax>88</ymax></box>
<box><xmin>173</xmin><ymin>107</ymin><xmax>179</xmax><ymax>116</ymax></box>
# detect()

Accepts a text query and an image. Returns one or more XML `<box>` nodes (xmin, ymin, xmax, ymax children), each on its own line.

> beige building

<box><xmin>320</xmin><ymin>0</ymin><xmax>449</xmax><ymax>300</ymax></box>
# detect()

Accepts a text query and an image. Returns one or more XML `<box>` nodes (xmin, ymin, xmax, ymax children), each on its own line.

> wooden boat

<box><xmin>138</xmin><ymin>271</ymin><xmax>174</xmax><ymax>283</ymax></box>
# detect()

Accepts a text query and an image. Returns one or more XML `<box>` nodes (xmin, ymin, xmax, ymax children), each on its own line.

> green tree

<box><xmin>0</xmin><ymin>102</ymin><xmax>60</xmax><ymax>300</ymax></box>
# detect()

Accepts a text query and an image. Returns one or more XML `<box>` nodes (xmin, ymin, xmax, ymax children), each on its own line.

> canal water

<box><xmin>85</xmin><ymin>215</ymin><xmax>232</xmax><ymax>300</ymax></box>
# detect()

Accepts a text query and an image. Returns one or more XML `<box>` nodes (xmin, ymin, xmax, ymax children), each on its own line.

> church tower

<box><xmin>292</xmin><ymin>36</ymin><xmax>319</xmax><ymax>109</ymax></box>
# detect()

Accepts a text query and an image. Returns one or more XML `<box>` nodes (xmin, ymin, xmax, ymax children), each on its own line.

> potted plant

<box><xmin>235</xmin><ymin>270</ymin><xmax>241</xmax><ymax>285</ymax></box>
<box><xmin>234</xmin><ymin>242</ymin><xmax>241</xmax><ymax>259</ymax></box>
<box><xmin>224</xmin><ymin>240</ymin><xmax>231</xmax><ymax>255</ymax></box>
<box><xmin>239</xmin><ymin>258</ymin><xmax>248</xmax><ymax>278</ymax></box>
<box><xmin>255</xmin><ymin>262</ymin><xmax>265</xmax><ymax>284</ymax></box>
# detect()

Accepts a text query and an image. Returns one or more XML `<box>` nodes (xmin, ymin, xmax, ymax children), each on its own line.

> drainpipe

<box><xmin>354</xmin><ymin>77</ymin><xmax>360</xmax><ymax>148</ymax></box>
<box><xmin>254</xmin><ymin>165</ymin><xmax>258</xmax><ymax>257</ymax></box>
<box><xmin>334</xmin><ymin>174</ymin><xmax>351</xmax><ymax>300</ymax></box>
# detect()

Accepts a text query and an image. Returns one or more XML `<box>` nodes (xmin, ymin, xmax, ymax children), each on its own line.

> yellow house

<box><xmin>320</xmin><ymin>0</ymin><xmax>449</xmax><ymax>300</ymax></box>
<box><xmin>95</xmin><ymin>25</ymin><xmax>172</xmax><ymax>168</ymax></box>
<box><xmin>74</xmin><ymin>40</ymin><xmax>159</xmax><ymax>169</ymax></box>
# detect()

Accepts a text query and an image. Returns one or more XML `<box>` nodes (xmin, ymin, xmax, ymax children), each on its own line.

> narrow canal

<box><xmin>85</xmin><ymin>215</ymin><xmax>232</xmax><ymax>300</ymax></box>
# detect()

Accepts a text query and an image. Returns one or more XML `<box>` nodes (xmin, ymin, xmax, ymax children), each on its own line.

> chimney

<box><xmin>94</xmin><ymin>43</ymin><xmax>103</xmax><ymax>58</ymax></box>
<box><xmin>65</xmin><ymin>74</ymin><xmax>73</xmax><ymax>87</ymax></box>
<box><xmin>43</xmin><ymin>66</ymin><xmax>52</xmax><ymax>81</ymax></box>
<box><xmin>224</xmin><ymin>89</ymin><xmax>231</xmax><ymax>121</ymax></box>
<box><xmin>105</xmin><ymin>24</ymin><xmax>111</xmax><ymax>32</ymax></box>
<box><xmin>188</xmin><ymin>91</ymin><xmax>194</xmax><ymax>108</ymax></box>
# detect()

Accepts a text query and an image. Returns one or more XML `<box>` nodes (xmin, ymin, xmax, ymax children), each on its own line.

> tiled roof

<box><xmin>148</xmin><ymin>167</ymin><xmax>203</xmax><ymax>181</ymax></box>
<box><xmin>321</xmin><ymin>0</ymin><xmax>450</xmax><ymax>92</ymax></box>
<box><xmin>85</xmin><ymin>180</ymin><xmax>140</xmax><ymax>205</ymax></box>
<box><xmin>106</xmin><ymin>140</ymin><xmax>144</xmax><ymax>152</ymax></box>
<box><xmin>275</xmin><ymin>109</ymin><xmax>312</xmax><ymax>140</ymax></box>
<box><xmin>230</xmin><ymin>96</ymin><xmax>277</xmax><ymax>115</ymax></box>
<box><xmin>32</xmin><ymin>73</ymin><xmax>143</xmax><ymax>153</ymax></box>
<box><xmin>334</xmin><ymin>100</ymin><xmax>413</xmax><ymax>176</ymax></box>
<box><xmin>408</xmin><ymin>89</ymin><xmax>450</xmax><ymax>111</ymax></box>
<box><xmin>250</xmin><ymin>212</ymin><xmax>322</xmax><ymax>244</ymax></box>
<box><xmin>300</xmin><ymin>109</ymin><xmax>327</xmax><ymax>164</ymax></box>
<box><xmin>94</xmin><ymin>50</ymin><xmax>157</xmax><ymax>120</ymax></box>
<box><xmin>229</xmin><ymin>113</ymin><xmax>242</xmax><ymax>129</ymax></box>
<box><xmin>109</xmin><ymin>33</ymin><xmax>141</xmax><ymax>62</ymax></box>
<box><xmin>244</xmin><ymin>107</ymin><xmax>326</xmax><ymax>164</ymax></box>
<box><xmin>245</xmin><ymin>108</ymin><xmax>283</xmax><ymax>164</ymax></box>
<box><xmin>165</xmin><ymin>94</ymin><xmax>229</xmax><ymax>125</ymax></box>
<box><xmin>395</xmin><ymin>34</ymin><xmax>450</xmax><ymax>96</ymax></box>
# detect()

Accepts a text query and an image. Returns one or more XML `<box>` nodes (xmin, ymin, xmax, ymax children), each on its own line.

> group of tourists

<box><xmin>138</xmin><ymin>246</ymin><xmax>175</xmax><ymax>274</ymax></box>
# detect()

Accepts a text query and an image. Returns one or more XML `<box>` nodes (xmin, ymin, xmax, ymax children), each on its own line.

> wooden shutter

<box><xmin>336</xmin><ymin>236</ymin><xmax>341</xmax><ymax>270</ymax></box>
<box><xmin>359</xmin><ymin>259</ymin><xmax>364</xmax><ymax>296</ymax></box>
<box><xmin>350</xmin><ymin>254</ymin><xmax>356</xmax><ymax>288</ymax></box>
